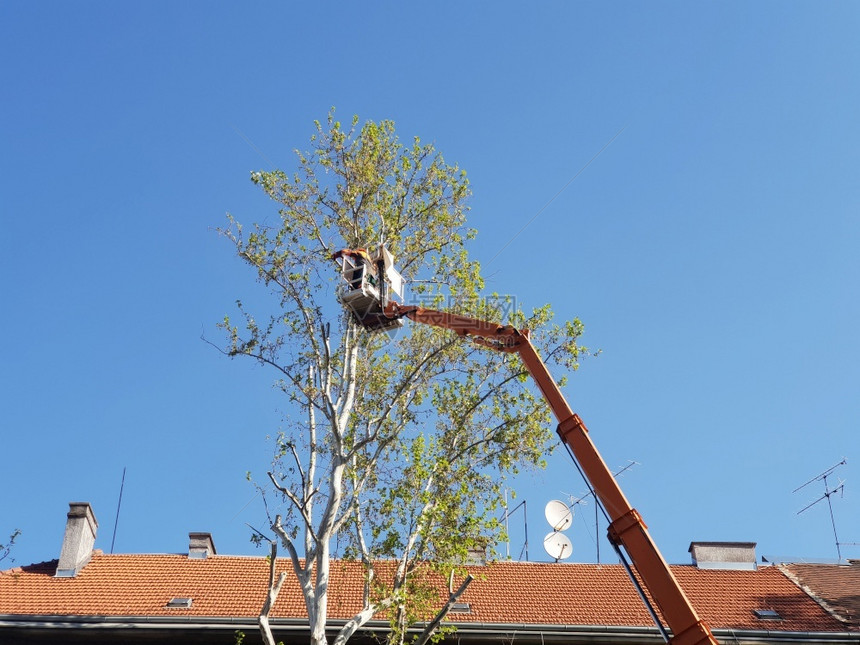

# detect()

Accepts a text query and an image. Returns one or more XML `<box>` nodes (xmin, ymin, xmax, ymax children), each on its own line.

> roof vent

<box><xmin>166</xmin><ymin>597</ymin><xmax>193</xmax><ymax>609</ymax></box>
<box><xmin>689</xmin><ymin>541</ymin><xmax>757</xmax><ymax>570</ymax></box>
<box><xmin>754</xmin><ymin>609</ymin><xmax>782</xmax><ymax>620</ymax></box>
<box><xmin>188</xmin><ymin>532</ymin><xmax>216</xmax><ymax>559</ymax></box>
<box><xmin>56</xmin><ymin>503</ymin><xmax>99</xmax><ymax>577</ymax></box>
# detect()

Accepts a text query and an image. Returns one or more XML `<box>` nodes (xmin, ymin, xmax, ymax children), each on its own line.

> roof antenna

<box><xmin>793</xmin><ymin>458</ymin><xmax>847</xmax><ymax>562</ymax></box>
<box><xmin>110</xmin><ymin>467</ymin><xmax>127</xmax><ymax>554</ymax></box>
<box><xmin>499</xmin><ymin>489</ymin><xmax>529</xmax><ymax>560</ymax></box>
<box><xmin>562</xmin><ymin>460</ymin><xmax>638</xmax><ymax>564</ymax></box>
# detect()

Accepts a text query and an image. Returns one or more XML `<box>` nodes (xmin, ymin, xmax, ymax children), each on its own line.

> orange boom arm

<box><xmin>384</xmin><ymin>301</ymin><xmax>718</xmax><ymax>645</ymax></box>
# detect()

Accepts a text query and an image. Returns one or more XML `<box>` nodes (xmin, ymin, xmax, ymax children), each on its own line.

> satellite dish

<box><xmin>544</xmin><ymin>500</ymin><xmax>573</xmax><ymax>531</ymax></box>
<box><xmin>543</xmin><ymin>531</ymin><xmax>573</xmax><ymax>561</ymax></box>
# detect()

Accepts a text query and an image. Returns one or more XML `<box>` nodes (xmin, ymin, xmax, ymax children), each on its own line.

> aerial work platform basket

<box><xmin>333</xmin><ymin>246</ymin><xmax>405</xmax><ymax>332</ymax></box>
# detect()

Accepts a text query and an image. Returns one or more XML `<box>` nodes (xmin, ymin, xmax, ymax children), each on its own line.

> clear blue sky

<box><xmin>2</xmin><ymin>2</ymin><xmax>859</xmax><ymax>569</ymax></box>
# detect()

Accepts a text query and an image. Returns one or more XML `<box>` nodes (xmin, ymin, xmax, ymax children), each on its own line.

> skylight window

<box><xmin>450</xmin><ymin>602</ymin><xmax>471</xmax><ymax>614</ymax></box>
<box><xmin>753</xmin><ymin>609</ymin><xmax>782</xmax><ymax>620</ymax></box>
<box><xmin>166</xmin><ymin>597</ymin><xmax>193</xmax><ymax>609</ymax></box>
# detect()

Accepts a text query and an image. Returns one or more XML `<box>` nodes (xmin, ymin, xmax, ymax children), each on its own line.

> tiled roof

<box><xmin>0</xmin><ymin>552</ymin><xmax>846</xmax><ymax>634</ymax></box>
<box><xmin>782</xmin><ymin>562</ymin><xmax>860</xmax><ymax>630</ymax></box>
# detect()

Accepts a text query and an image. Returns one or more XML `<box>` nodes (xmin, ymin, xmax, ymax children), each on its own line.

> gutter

<box><xmin>1</xmin><ymin>616</ymin><xmax>858</xmax><ymax>645</ymax></box>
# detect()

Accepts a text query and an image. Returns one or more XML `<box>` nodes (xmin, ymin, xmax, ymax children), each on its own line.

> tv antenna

<box><xmin>562</xmin><ymin>460</ymin><xmax>639</xmax><ymax>563</ymax></box>
<box><xmin>500</xmin><ymin>489</ymin><xmax>530</xmax><ymax>560</ymax></box>
<box><xmin>793</xmin><ymin>458</ymin><xmax>847</xmax><ymax>562</ymax></box>
<box><xmin>110</xmin><ymin>467</ymin><xmax>127</xmax><ymax>554</ymax></box>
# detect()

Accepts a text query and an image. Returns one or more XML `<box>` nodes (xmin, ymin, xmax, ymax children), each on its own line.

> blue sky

<box><xmin>2</xmin><ymin>2</ymin><xmax>859</xmax><ymax>569</ymax></box>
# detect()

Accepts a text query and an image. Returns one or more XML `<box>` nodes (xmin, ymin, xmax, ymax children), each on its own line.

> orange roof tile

<box><xmin>1</xmin><ymin>553</ymin><xmax>847</xmax><ymax>636</ymax></box>
<box><xmin>782</xmin><ymin>562</ymin><xmax>860</xmax><ymax>630</ymax></box>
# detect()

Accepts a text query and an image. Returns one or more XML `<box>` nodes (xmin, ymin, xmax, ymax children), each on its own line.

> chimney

<box><xmin>188</xmin><ymin>532</ymin><xmax>216</xmax><ymax>559</ymax></box>
<box><xmin>461</xmin><ymin>537</ymin><xmax>489</xmax><ymax>565</ymax></box>
<box><xmin>464</xmin><ymin>546</ymin><xmax>487</xmax><ymax>565</ymax></box>
<box><xmin>56</xmin><ymin>502</ymin><xmax>98</xmax><ymax>577</ymax></box>
<box><xmin>689</xmin><ymin>541</ymin><xmax>757</xmax><ymax>570</ymax></box>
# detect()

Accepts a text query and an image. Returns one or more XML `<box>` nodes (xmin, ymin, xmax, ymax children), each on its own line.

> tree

<box><xmin>217</xmin><ymin>111</ymin><xmax>585</xmax><ymax>645</ymax></box>
<box><xmin>0</xmin><ymin>529</ymin><xmax>20</xmax><ymax>565</ymax></box>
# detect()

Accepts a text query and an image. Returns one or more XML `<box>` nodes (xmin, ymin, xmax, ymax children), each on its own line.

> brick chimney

<box><xmin>56</xmin><ymin>502</ymin><xmax>98</xmax><ymax>577</ymax></box>
<box><xmin>188</xmin><ymin>532</ymin><xmax>216</xmax><ymax>559</ymax></box>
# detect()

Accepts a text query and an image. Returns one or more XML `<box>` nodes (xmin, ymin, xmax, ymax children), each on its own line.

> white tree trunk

<box><xmin>259</xmin><ymin>541</ymin><xmax>287</xmax><ymax>645</ymax></box>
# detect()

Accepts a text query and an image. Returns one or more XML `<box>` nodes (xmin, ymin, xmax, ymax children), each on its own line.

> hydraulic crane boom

<box><xmin>332</xmin><ymin>248</ymin><xmax>718</xmax><ymax>645</ymax></box>
<box><xmin>387</xmin><ymin>303</ymin><xmax>717</xmax><ymax>645</ymax></box>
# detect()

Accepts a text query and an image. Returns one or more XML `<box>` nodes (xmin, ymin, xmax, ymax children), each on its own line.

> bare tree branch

<box><xmin>414</xmin><ymin>574</ymin><xmax>475</xmax><ymax>645</ymax></box>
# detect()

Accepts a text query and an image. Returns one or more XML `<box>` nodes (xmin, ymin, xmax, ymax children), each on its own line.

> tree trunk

<box><xmin>260</xmin><ymin>541</ymin><xmax>287</xmax><ymax>645</ymax></box>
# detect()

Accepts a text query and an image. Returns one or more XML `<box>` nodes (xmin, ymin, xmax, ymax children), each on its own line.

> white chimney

<box><xmin>56</xmin><ymin>502</ymin><xmax>98</xmax><ymax>577</ymax></box>
<box><xmin>689</xmin><ymin>541</ymin><xmax>757</xmax><ymax>570</ymax></box>
<box><xmin>188</xmin><ymin>532</ymin><xmax>216</xmax><ymax>559</ymax></box>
